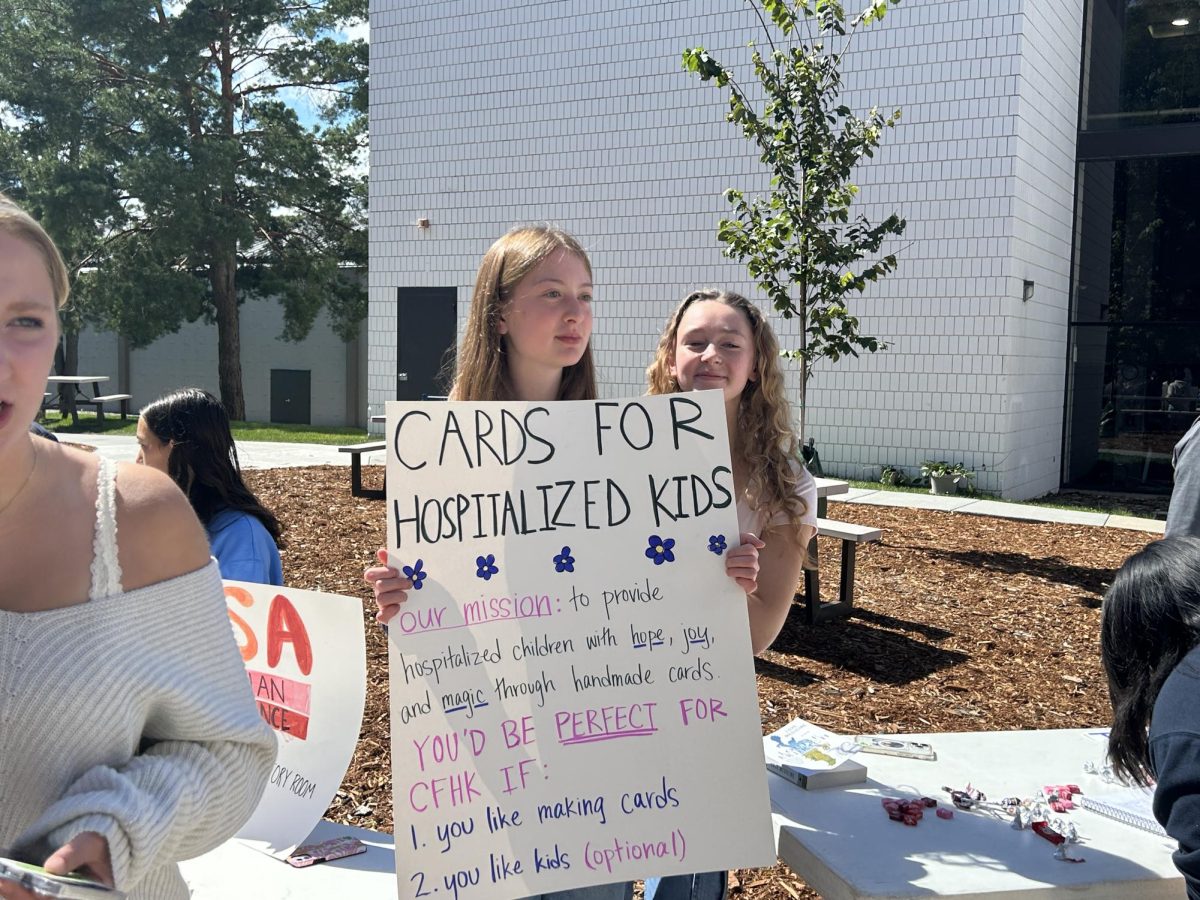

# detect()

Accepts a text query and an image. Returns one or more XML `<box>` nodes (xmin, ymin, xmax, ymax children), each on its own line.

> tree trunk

<box><xmin>54</xmin><ymin>330</ymin><xmax>81</xmax><ymax>425</ymax></box>
<box><xmin>797</xmin><ymin>310</ymin><xmax>808</xmax><ymax>444</ymax></box>
<box><xmin>211</xmin><ymin>245</ymin><xmax>245</xmax><ymax>421</ymax></box>
<box><xmin>211</xmin><ymin>14</ymin><xmax>244</xmax><ymax>422</ymax></box>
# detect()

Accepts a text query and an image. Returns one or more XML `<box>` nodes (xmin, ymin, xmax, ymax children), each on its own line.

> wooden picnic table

<box><xmin>45</xmin><ymin>375</ymin><xmax>132</xmax><ymax>425</ymax></box>
<box><xmin>813</xmin><ymin>476</ymin><xmax>849</xmax><ymax>517</ymax></box>
<box><xmin>46</xmin><ymin>375</ymin><xmax>109</xmax><ymax>425</ymax></box>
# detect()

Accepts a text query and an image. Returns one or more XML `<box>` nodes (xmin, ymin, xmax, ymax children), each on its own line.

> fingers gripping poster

<box><xmin>385</xmin><ymin>393</ymin><xmax>775</xmax><ymax>899</ymax></box>
<box><xmin>224</xmin><ymin>581</ymin><xmax>368</xmax><ymax>857</ymax></box>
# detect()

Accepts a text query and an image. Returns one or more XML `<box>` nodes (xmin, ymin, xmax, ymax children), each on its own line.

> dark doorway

<box><xmin>270</xmin><ymin>369</ymin><xmax>311</xmax><ymax>424</ymax></box>
<box><xmin>397</xmin><ymin>287</ymin><xmax>457</xmax><ymax>400</ymax></box>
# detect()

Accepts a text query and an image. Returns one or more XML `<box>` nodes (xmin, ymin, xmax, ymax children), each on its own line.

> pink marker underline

<box><xmin>396</xmin><ymin>610</ymin><xmax>553</xmax><ymax>635</ymax></box>
<box><xmin>559</xmin><ymin>728</ymin><xmax>658</xmax><ymax>745</ymax></box>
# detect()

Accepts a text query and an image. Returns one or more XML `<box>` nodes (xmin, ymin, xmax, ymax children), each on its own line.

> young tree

<box><xmin>0</xmin><ymin>0</ymin><xmax>367</xmax><ymax>420</ymax></box>
<box><xmin>683</xmin><ymin>0</ymin><xmax>906</xmax><ymax>430</ymax></box>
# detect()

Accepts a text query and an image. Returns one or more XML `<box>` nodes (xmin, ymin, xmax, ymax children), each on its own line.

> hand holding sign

<box><xmin>365</xmin><ymin>548</ymin><xmax>413</xmax><ymax>625</ymax></box>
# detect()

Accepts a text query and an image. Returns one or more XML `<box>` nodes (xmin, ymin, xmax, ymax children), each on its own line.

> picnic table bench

<box><xmin>800</xmin><ymin>516</ymin><xmax>883</xmax><ymax>624</ymax></box>
<box><xmin>79</xmin><ymin>392</ymin><xmax>133</xmax><ymax>420</ymax></box>
<box><xmin>340</xmin><ymin>440</ymin><xmax>386</xmax><ymax>499</ymax></box>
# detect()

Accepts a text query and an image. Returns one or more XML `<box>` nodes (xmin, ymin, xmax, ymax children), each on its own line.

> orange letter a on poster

<box><xmin>267</xmin><ymin>593</ymin><xmax>314</xmax><ymax>676</ymax></box>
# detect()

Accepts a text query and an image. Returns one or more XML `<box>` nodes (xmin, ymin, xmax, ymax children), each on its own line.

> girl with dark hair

<box><xmin>136</xmin><ymin>388</ymin><xmax>284</xmax><ymax>585</ymax></box>
<box><xmin>1101</xmin><ymin>535</ymin><xmax>1200</xmax><ymax>898</ymax></box>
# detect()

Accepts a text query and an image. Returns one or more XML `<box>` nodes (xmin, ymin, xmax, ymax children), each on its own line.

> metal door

<box><xmin>270</xmin><ymin>369</ymin><xmax>311</xmax><ymax>424</ymax></box>
<box><xmin>396</xmin><ymin>287</ymin><xmax>457</xmax><ymax>400</ymax></box>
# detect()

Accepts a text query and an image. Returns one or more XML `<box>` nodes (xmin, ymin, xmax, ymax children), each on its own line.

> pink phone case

<box><xmin>286</xmin><ymin>837</ymin><xmax>367</xmax><ymax>868</ymax></box>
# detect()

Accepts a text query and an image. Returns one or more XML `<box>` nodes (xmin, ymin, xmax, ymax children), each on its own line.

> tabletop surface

<box><xmin>46</xmin><ymin>374</ymin><xmax>110</xmax><ymax>383</ymax></box>
<box><xmin>181</xmin><ymin>820</ymin><xmax>397</xmax><ymax>898</ymax></box>
<box><xmin>770</xmin><ymin>727</ymin><xmax>1181</xmax><ymax>900</ymax></box>
<box><xmin>813</xmin><ymin>476</ymin><xmax>850</xmax><ymax>498</ymax></box>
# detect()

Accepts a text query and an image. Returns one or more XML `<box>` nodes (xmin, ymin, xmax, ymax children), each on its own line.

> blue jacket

<box><xmin>1152</xmin><ymin>642</ymin><xmax>1200</xmax><ymax>899</ymax></box>
<box><xmin>206</xmin><ymin>508</ymin><xmax>284</xmax><ymax>586</ymax></box>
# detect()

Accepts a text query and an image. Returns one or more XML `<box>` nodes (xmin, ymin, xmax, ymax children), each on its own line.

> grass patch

<box><xmin>41</xmin><ymin>411</ymin><xmax>367</xmax><ymax>445</ymax></box>
<box><xmin>846</xmin><ymin>478</ymin><xmax>931</xmax><ymax>496</ymax></box>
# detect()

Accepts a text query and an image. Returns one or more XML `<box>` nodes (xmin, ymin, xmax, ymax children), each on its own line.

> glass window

<box><xmin>1083</xmin><ymin>0</ymin><xmax>1200</xmax><ymax>129</ymax></box>
<box><xmin>1066</xmin><ymin>155</ymin><xmax>1200</xmax><ymax>491</ymax></box>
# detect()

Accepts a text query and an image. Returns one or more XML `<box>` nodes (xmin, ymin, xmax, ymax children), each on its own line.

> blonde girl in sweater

<box><xmin>0</xmin><ymin>196</ymin><xmax>275</xmax><ymax>900</ymax></box>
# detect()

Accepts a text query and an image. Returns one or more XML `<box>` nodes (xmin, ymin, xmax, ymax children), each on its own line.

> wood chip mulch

<box><xmin>246</xmin><ymin>465</ymin><xmax>1156</xmax><ymax>900</ymax></box>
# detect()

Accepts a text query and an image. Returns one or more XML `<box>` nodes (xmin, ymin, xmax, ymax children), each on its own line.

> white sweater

<box><xmin>0</xmin><ymin>459</ymin><xmax>277</xmax><ymax>899</ymax></box>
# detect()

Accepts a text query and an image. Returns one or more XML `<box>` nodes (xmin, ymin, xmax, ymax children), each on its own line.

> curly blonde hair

<box><xmin>450</xmin><ymin>225</ymin><xmax>597</xmax><ymax>402</ymax></box>
<box><xmin>647</xmin><ymin>289</ymin><xmax>809</xmax><ymax>548</ymax></box>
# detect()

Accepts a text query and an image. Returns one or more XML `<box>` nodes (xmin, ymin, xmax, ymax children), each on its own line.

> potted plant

<box><xmin>921</xmin><ymin>460</ymin><xmax>974</xmax><ymax>496</ymax></box>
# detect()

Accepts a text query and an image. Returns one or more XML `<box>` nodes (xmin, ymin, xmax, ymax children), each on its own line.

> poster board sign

<box><xmin>385</xmin><ymin>394</ymin><xmax>775</xmax><ymax>899</ymax></box>
<box><xmin>224</xmin><ymin>581</ymin><xmax>368</xmax><ymax>857</ymax></box>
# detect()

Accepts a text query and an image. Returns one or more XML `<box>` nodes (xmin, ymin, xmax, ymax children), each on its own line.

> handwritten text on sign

<box><xmin>225</xmin><ymin>581</ymin><xmax>368</xmax><ymax>858</ymax></box>
<box><xmin>386</xmin><ymin>394</ymin><xmax>775</xmax><ymax>899</ymax></box>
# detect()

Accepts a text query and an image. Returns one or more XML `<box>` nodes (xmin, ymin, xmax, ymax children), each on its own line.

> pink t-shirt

<box><xmin>735</xmin><ymin>457</ymin><xmax>818</xmax><ymax>540</ymax></box>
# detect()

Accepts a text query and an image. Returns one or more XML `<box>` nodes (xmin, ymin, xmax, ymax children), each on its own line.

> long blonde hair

<box><xmin>450</xmin><ymin>226</ymin><xmax>597</xmax><ymax>402</ymax></box>
<box><xmin>647</xmin><ymin>289</ymin><xmax>809</xmax><ymax>546</ymax></box>
<box><xmin>0</xmin><ymin>194</ymin><xmax>70</xmax><ymax>309</ymax></box>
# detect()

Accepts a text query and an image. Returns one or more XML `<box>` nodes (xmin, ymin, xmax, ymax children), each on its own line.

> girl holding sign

<box><xmin>366</xmin><ymin>228</ymin><xmax>764</xmax><ymax>900</ymax></box>
<box><xmin>643</xmin><ymin>288</ymin><xmax>817</xmax><ymax>900</ymax></box>
<box><xmin>0</xmin><ymin>195</ymin><xmax>276</xmax><ymax>900</ymax></box>
<box><xmin>649</xmin><ymin>288</ymin><xmax>816</xmax><ymax>654</ymax></box>
<box><xmin>367</xmin><ymin>230</ymin><xmax>762</xmax><ymax>617</ymax></box>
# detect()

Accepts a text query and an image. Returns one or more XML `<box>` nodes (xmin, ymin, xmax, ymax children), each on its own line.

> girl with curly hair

<box><xmin>643</xmin><ymin>289</ymin><xmax>817</xmax><ymax>900</ymax></box>
<box><xmin>648</xmin><ymin>288</ymin><xmax>816</xmax><ymax>654</ymax></box>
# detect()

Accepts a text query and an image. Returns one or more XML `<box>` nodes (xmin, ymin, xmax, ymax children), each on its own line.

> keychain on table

<box><xmin>1031</xmin><ymin>819</ymin><xmax>1085</xmax><ymax>863</ymax></box>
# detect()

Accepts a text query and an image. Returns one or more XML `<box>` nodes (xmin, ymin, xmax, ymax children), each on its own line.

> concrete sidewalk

<box><xmin>836</xmin><ymin>486</ymin><xmax>1165</xmax><ymax>535</ymax></box>
<box><xmin>55</xmin><ymin>433</ymin><xmax>361</xmax><ymax>469</ymax></box>
<box><xmin>61</xmin><ymin>434</ymin><xmax>1164</xmax><ymax>535</ymax></box>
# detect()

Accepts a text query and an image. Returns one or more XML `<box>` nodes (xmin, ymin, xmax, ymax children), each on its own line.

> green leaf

<box><xmin>679</xmin><ymin>0</ymin><xmax>904</xmax><ymax>399</ymax></box>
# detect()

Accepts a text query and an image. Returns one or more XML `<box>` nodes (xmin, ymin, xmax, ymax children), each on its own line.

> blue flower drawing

<box><xmin>476</xmin><ymin>553</ymin><xmax>499</xmax><ymax>581</ymax></box>
<box><xmin>708</xmin><ymin>534</ymin><xmax>727</xmax><ymax>555</ymax></box>
<box><xmin>554</xmin><ymin>547</ymin><xmax>575</xmax><ymax>573</ymax></box>
<box><xmin>403</xmin><ymin>559</ymin><xmax>427</xmax><ymax>590</ymax></box>
<box><xmin>645</xmin><ymin>535</ymin><xmax>676</xmax><ymax>565</ymax></box>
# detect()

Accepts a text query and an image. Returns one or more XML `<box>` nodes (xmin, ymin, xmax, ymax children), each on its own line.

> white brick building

<box><xmin>368</xmin><ymin>0</ymin><xmax>1200</xmax><ymax>500</ymax></box>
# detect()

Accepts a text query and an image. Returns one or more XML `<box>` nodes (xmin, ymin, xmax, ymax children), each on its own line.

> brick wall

<box><xmin>368</xmin><ymin>0</ymin><xmax>1085</xmax><ymax>498</ymax></box>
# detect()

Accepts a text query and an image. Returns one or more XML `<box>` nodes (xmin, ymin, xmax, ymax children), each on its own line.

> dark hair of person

<box><xmin>1101</xmin><ymin>536</ymin><xmax>1200</xmax><ymax>785</ymax></box>
<box><xmin>140</xmin><ymin>388</ymin><xmax>283</xmax><ymax>544</ymax></box>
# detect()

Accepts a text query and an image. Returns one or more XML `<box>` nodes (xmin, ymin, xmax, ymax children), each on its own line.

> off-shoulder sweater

<box><xmin>0</xmin><ymin>457</ymin><xmax>277</xmax><ymax>899</ymax></box>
